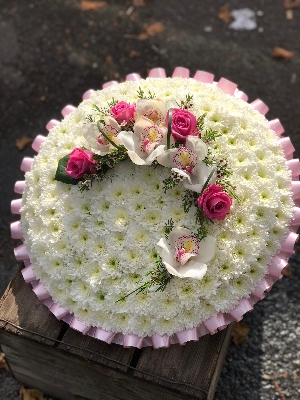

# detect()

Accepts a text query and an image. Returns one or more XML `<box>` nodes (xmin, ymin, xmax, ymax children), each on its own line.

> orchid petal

<box><xmin>171</xmin><ymin>168</ymin><xmax>192</xmax><ymax>184</ymax></box>
<box><xmin>82</xmin><ymin>122</ymin><xmax>99</xmax><ymax>146</ymax></box>
<box><xmin>157</xmin><ymin>238</ymin><xmax>179</xmax><ymax>267</ymax></box>
<box><xmin>134</xmin><ymin>116</ymin><xmax>153</xmax><ymax>137</ymax></box>
<box><xmin>168</xmin><ymin>227</ymin><xmax>192</xmax><ymax>247</ymax></box>
<box><xmin>136</xmin><ymin>99</ymin><xmax>168</xmax><ymax>122</ymax></box>
<box><xmin>156</xmin><ymin>148</ymin><xmax>178</xmax><ymax>168</ymax></box>
<box><xmin>194</xmin><ymin>236</ymin><xmax>216</xmax><ymax>264</ymax></box>
<box><xmin>178</xmin><ymin>261</ymin><xmax>207</xmax><ymax>279</ymax></box>
<box><xmin>103</xmin><ymin>116</ymin><xmax>121</xmax><ymax>131</ymax></box>
<box><xmin>145</xmin><ymin>145</ymin><xmax>166</xmax><ymax>164</ymax></box>
<box><xmin>163</xmin><ymin>262</ymin><xmax>183</xmax><ymax>277</ymax></box>
<box><xmin>118</xmin><ymin>131</ymin><xmax>137</xmax><ymax>152</ymax></box>
<box><xmin>185</xmin><ymin>136</ymin><xmax>208</xmax><ymax>160</ymax></box>
<box><xmin>127</xmin><ymin>151</ymin><xmax>148</xmax><ymax>165</ymax></box>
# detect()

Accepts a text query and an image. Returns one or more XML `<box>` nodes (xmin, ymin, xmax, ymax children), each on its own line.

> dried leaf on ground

<box><xmin>0</xmin><ymin>353</ymin><xmax>9</xmax><ymax>371</ymax></box>
<box><xmin>286</xmin><ymin>9</ymin><xmax>294</xmax><ymax>19</ymax></box>
<box><xmin>79</xmin><ymin>1</ymin><xmax>107</xmax><ymax>11</ymax></box>
<box><xmin>232</xmin><ymin>321</ymin><xmax>250</xmax><ymax>345</ymax></box>
<box><xmin>105</xmin><ymin>55</ymin><xmax>114</xmax><ymax>65</ymax></box>
<box><xmin>283</xmin><ymin>0</ymin><xmax>300</xmax><ymax>9</ymax></box>
<box><xmin>15</xmin><ymin>136</ymin><xmax>33</xmax><ymax>151</ymax></box>
<box><xmin>282</xmin><ymin>264</ymin><xmax>292</xmax><ymax>278</ymax></box>
<box><xmin>129</xmin><ymin>49</ymin><xmax>141</xmax><ymax>58</ymax></box>
<box><xmin>272</xmin><ymin>46</ymin><xmax>296</xmax><ymax>60</ymax></box>
<box><xmin>273</xmin><ymin>381</ymin><xmax>287</xmax><ymax>400</ymax></box>
<box><xmin>19</xmin><ymin>387</ymin><xmax>45</xmax><ymax>400</ymax></box>
<box><xmin>124</xmin><ymin>22</ymin><xmax>165</xmax><ymax>40</ymax></box>
<box><xmin>218</xmin><ymin>3</ymin><xmax>233</xmax><ymax>24</ymax></box>
<box><xmin>132</xmin><ymin>0</ymin><xmax>147</xmax><ymax>7</ymax></box>
<box><xmin>262</xmin><ymin>373</ymin><xmax>272</xmax><ymax>380</ymax></box>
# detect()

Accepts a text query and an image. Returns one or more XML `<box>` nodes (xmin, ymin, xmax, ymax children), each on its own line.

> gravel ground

<box><xmin>1</xmin><ymin>0</ymin><xmax>300</xmax><ymax>399</ymax></box>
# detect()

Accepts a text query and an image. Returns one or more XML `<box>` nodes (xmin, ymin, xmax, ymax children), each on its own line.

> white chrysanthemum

<box><xmin>21</xmin><ymin>77</ymin><xmax>294</xmax><ymax>337</ymax></box>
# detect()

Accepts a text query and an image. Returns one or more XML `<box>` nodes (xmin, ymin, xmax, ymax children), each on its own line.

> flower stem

<box><xmin>199</xmin><ymin>167</ymin><xmax>216</xmax><ymax>196</ymax></box>
<box><xmin>167</xmin><ymin>108</ymin><xmax>173</xmax><ymax>150</ymax></box>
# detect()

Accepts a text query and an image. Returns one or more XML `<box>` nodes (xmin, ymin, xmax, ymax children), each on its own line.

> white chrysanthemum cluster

<box><xmin>21</xmin><ymin>78</ymin><xmax>294</xmax><ymax>336</ymax></box>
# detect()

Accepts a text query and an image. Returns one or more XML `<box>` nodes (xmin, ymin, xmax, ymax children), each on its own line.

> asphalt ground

<box><xmin>0</xmin><ymin>0</ymin><xmax>300</xmax><ymax>399</ymax></box>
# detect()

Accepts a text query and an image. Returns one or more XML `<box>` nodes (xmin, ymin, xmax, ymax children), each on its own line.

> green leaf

<box><xmin>55</xmin><ymin>155</ymin><xmax>78</xmax><ymax>185</ymax></box>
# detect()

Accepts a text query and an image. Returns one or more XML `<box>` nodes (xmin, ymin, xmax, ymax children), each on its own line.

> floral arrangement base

<box><xmin>11</xmin><ymin>67</ymin><xmax>299</xmax><ymax>349</ymax></box>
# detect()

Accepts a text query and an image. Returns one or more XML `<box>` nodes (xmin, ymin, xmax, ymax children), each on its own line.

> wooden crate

<box><xmin>0</xmin><ymin>270</ymin><xmax>233</xmax><ymax>400</ymax></box>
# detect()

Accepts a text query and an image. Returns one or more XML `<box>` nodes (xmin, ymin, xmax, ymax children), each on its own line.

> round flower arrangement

<box><xmin>17</xmin><ymin>75</ymin><xmax>296</xmax><ymax>345</ymax></box>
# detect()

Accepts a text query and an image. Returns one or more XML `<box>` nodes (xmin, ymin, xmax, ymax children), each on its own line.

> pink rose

<box><xmin>197</xmin><ymin>184</ymin><xmax>232</xmax><ymax>221</ymax></box>
<box><xmin>110</xmin><ymin>101</ymin><xmax>135</xmax><ymax>124</ymax></box>
<box><xmin>66</xmin><ymin>148</ymin><xmax>97</xmax><ymax>179</ymax></box>
<box><xmin>169</xmin><ymin>108</ymin><xmax>199</xmax><ymax>143</ymax></box>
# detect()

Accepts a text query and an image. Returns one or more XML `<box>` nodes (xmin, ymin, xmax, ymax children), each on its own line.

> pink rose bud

<box><xmin>110</xmin><ymin>101</ymin><xmax>135</xmax><ymax>124</ymax></box>
<box><xmin>66</xmin><ymin>148</ymin><xmax>97</xmax><ymax>179</ymax></box>
<box><xmin>197</xmin><ymin>184</ymin><xmax>232</xmax><ymax>220</ymax></box>
<box><xmin>169</xmin><ymin>108</ymin><xmax>199</xmax><ymax>144</ymax></box>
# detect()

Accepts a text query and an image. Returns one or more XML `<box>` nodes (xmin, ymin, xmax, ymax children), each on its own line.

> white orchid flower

<box><xmin>157</xmin><ymin>136</ymin><xmax>215</xmax><ymax>193</ymax></box>
<box><xmin>157</xmin><ymin>227</ymin><xmax>216</xmax><ymax>280</ymax></box>
<box><xmin>135</xmin><ymin>98</ymin><xmax>168</xmax><ymax>126</ymax></box>
<box><xmin>118</xmin><ymin>116</ymin><xmax>167</xmax><ymax>165</ymax></box>
<box><xmin>82</xmin><ymin>117</ymin><xmax>122</xmax><ymax>156</ymax></box>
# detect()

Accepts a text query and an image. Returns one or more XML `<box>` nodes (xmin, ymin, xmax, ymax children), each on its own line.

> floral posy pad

<box><xmin>17</xmin><ymin>76</ymin><xmax>296</xmax><ymax>344</ymax></box>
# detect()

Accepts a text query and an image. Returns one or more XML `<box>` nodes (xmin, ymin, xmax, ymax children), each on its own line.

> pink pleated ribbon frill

<box><xmin>11</xmin><ymin>67</ymin><xmax>299</xmax><ymax>348</ymax></box>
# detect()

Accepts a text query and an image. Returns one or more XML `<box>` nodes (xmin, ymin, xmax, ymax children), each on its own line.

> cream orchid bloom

<box><xmin>82</xmin><ymin>116</ymin><xmax>122</xmax><ymax>156</ymax></box>
<box><xmin>157</xmin><ymin>227</ymin><xmax>216</xmax><ymax>280</ymax></box>
<box><xmin>118</xmin><ymin>116</ymin><xmax>167</xmax><ymax>165</ymax></box>
<box><xmin>157</xmin><ymin>136</ymin><xmax>215</xmax><ymax>193</ymax></box>
<box><xmin>135</xmin><ymin>98</ymin><xmax>167</xmax><ymax>125</ymax></box>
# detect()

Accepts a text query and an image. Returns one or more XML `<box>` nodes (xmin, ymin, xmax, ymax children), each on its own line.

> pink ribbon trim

<box><xmin>123</xmin><ymin>334</ymin><xmax>143</xmax><ymax>348</ymax></box>
<box><xmin>33</xmin><ymin>282</ymin><xmax>50</xmax><ymax>301</ymax></box>
<box><xmin>11</xmin><ymin>199</ymin><xmax>22</xmax><ymax>214</ymax></box>
<box><xmin>61</xmin><ymin>105</ymin><xmax>76</xmax><ymax>117</ymax></box>
<box><xmin>176</xmin><ymin>327</ymin><xmax>198</xmax><ymax>344</ymax></box>
<box><xmin>32</xmin><ymin>135</ymin><xmax>46</xmax><ymax>153</ymax></box>
<box><xmin>49</xmin><ymin>303</ymin><xmax>69</xmax><ymax>319</ymax></box>
<box><xmin>292</xmin><ymin>207</ymin><xmax>300</xmax><ymax>225</ymax></box>
<box><xmin>279</xmin><ymin>137</ymin><xmax>295</xmax><ymax>156</ymax></box>
<box><xmin>10</xmin><ymin>221</ymin><xmax>23</xmax><ymax>239</ymax></box>
<box><xmin>287</xmin><ymin>159</ymin><xmax>300</xmax><ymax>176</ymax></box>
<box><xmin>125</xmin><ymin>73</ymin><xmax>141</xmax><ymax>81</ymax></box>
<box><xmin>172</xmin><ymin>67</ymin><xmax>190</xmax><ymax>78</ymax></box>
<box><xmin>14</xmin><ymin>244</ymin><xmax>29</xmax><ymax>261</ymax></box>
<box><xmin>21</xmin><ymin>157</ymin><xmax>34</xmax><ymax>172</ymax></box>
<box><xmin>291</xmin><ymin>181</ymin><xmax>300</xmax><ymax>199</ymax></box>
<box><xmin>46</xmin><ymin>119</ymin><xmax>60</xmax><ymax>131</ymax></box>
<box><xmin>151</xmin><ymin>333</ymin><xmax>170</xmax><ymax>348</ymax></box>
<box><xmin>234</xmin><ymin>89</ymin><xmax>248</xmax><ymax>102</ymax></box>
<box><xmin>69</xmin><ymin>317</ymin><xmax>91</xmax><ymax>335</ymax></box>
<box><xmin>21</xmin><ymin>264</ymin><xmax>36</xmax><ymax>283</ymax></box>
<box><xmin>94</xmin><ymin>328</ymin><xmax>116</xmax><ymax>344</ymax></box>
<box><xmin>102</xmin><ymin>81</ymin><xmax>119</xmax><ymax>89</ymax></box>
<box><xmin>14</xmin><ymin>181</ymin><xmax>26</xmax><ymax>194</ymax></box>
<box><xmin>148</xmin><ymin>68</ymin><xmax>167</xmax><ymax>78</ymax></box>
<box><xmin>281</xmin><ymin>232</ymin><xmax>298</xmax><ymax>253</ymax></box>
<box><xmin>194</xmin><ymin>70</ymin><xmax>214</xmax><ymax>84</ymax></box>
<box><xmin>82</xmin><ymin>89</ymin><xmax>95</xmax><ymax>100</ymax></box>
<box><xmin>217</xmin><ymin>78</ymin><xmax>237</xmax><ymax>96</ymax></box>
<box><xmin>250</xmin><ymin>99</ymin><xmax>269</xmax><ymax>115</ymax></box>
<box><xmin>268</xmin><ymin>119</ymin><xmax>284</xmax><ymax>136</ymax></box>
<box><xmin>268</xmin><ymin>256</ymin><xmax>287</xmax><ymax>277</ymax></box>
<box><xmin>229</xmin><ymin>299</ymin><xmax>253</xmax><ymax>321</ymax></box>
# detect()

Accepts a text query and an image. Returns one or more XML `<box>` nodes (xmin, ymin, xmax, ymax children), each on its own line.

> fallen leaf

<box><xmin>132</xmin><ymin>0</ymin><xmax>147</xmax><ymax>7</ymax></box>
<box><xmin>279</xmin><ymin>371</ymin><xmax>288</xmax><ymax>378</ymax></box>
<box><xmin>79</xmin><ymin>1</ymin><xmax>107</xmax><ymax>11</ymax></box>
<box><xmin>282</xmin><ymin>264</ymin><xmax>292</xmax><ymax>278</ymax></box>
<box><xmin>262</xmin><ymin>373</ymin><xmax>272</xmax><ymax>380</ymax></box>
<box><xmin>105</xmin><ymin>55</ymin><xmax>114</xmax><ymax>65</ymax></box>
<box><xmin>286</xmin><ymin>9</ymin><xmax>294</xmax><ymax>19</ymax></box>
<box><xmin>19</xmin><ymin>387</ymin><xmax>45</xmax><ymax>400</ymax></box>
<box><xmin>272</xmin><ymin>46</ymin><xmax>296</xmax><ymax>60</ymax></box>
<box><xmin>0</xmin><ymin>353</ymin><xmax>9</xmax><ymax>371</ymax></box>
<box><xmin>273</xmin><ymin>381</ymin><xmax>286</xmax><ymax>400</ymax></box>
<box><xmin>15</xmin><ymin>136</ymin><xmax>33</xmax><ymax>151</ymax></box>
<box><xmin>129</xmin><ymin>49</ymin><xmax>141</xmax><ymax>58</ymax></box>
<box><xmin>232</xmin><ymin>321</ymin><xmax>250</xmax><ymax>345</ymax></box>
<box><xmin>124</xmin><ymin>22</ymin><xmax>165</xmax><ymax>40</ymax></box>
<box><xmin>143</xmin><ymin>22</ymin><xmax>165</xmax><ymax>37</ymax></box>
<box><xmin>218</xmin><ymin>3</ymin><xmax>233</xmax><ymax>24</ymax></box>
<box><xmin>283</xmin><ymin>0</ymin><xmax>300</xmax><ymax>9</ymax></box>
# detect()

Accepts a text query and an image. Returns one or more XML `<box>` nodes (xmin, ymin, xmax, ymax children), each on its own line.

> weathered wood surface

<box><xmin>0</xmin><ymin>270</ymin><xmax>233</xmax><ymax>400</ymax></box>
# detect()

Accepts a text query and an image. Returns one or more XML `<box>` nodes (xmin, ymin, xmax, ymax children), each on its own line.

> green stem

<box><xmin>97</xmin><ymin>121</ymin><xmax>122</xmax><ymax>151</ymax></box>
<box><xmin>199</xmin><ymin>167</ymin><xmax>216</xmax><ymax>196</ymax></box>
<box><xmin>167</xmin><ymin>108</ymin><xmax>173</xmax><ymax>150</ymax></box>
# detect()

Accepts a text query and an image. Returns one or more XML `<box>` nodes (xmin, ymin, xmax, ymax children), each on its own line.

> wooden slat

<box><xmin>0</xmin><ymin>269</ymin><xmax>63</xmax><ymax>344</ymax></box>
<box><xmin>59</xmin><ymin>328</ymin><xmax>135</xmax><ymax>372</ymax></box>
<box><xmin>1</xmin><ymin>330</ymin><xmax>198</xmax><ymax>400</ymax></box>
<box><xmin>134</xmin><ymin>326</ymin><xmax>233</xmax><ymax>400</ymax></box>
